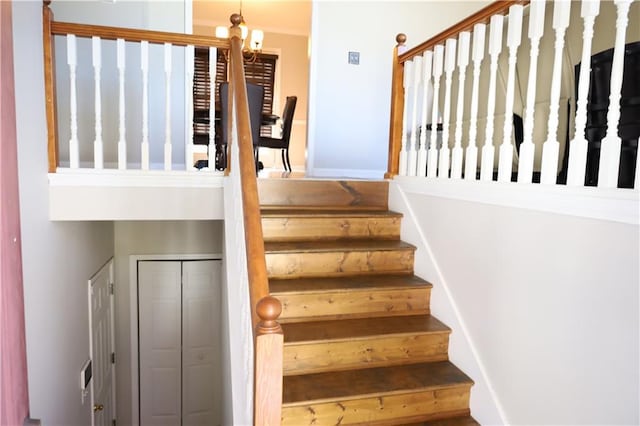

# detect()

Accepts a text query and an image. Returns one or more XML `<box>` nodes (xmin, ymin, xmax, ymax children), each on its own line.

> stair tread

<box><xmin>404</xmin><ymin>416</ymin><xmax>480</xmax><ymax>426</ymax></box>
<box><xmin>261</xmin><ymin>208</ymin><xmax>403</xmax><ymax>218</ymax></box>
<box><xmin>283</xmin><ymin>361</ymin><xmax>473</xmax><ymax>405</ymax></box>
<box><xmin>270</xmin><ymin>274</ymin><xmax>432</xmax><ymax>294</ymax></box>
<box><xmin>265</xmin><ymin>239</ymin><xmax>416</xmax><ymax>254</ymax></box>
<box><xmin>282</xmin><ymin>315</ymin><xmax>450</xmax><ymax>344</ymax></box>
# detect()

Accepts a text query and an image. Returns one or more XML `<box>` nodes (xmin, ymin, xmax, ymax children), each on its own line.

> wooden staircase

<box><xmin>259</xmin><ymin>179</ymin><xmax>478</xmax><ymax>426</ymax></box>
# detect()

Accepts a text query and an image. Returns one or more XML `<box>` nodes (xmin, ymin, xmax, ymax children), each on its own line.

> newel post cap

<box><xmin>396</xmin><ymin>33</ymin><xmax>407</xmax><ymax>46</ymax></box>
<box><xmin>256</xmin><ymin>296</ymin><xmax>282</xmax><ymax>334</ymax></box>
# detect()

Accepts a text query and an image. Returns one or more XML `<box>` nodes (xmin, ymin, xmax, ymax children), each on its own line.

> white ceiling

<box><xmin>193</xmin><ymin>0</ymin><xmax>312</xmax><ymax>36</ymax></box>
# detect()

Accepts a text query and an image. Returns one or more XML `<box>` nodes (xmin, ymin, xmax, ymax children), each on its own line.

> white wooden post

<box><xmin>92</xmin><ymin>37</ymin><xmax>103</xmax><ymax>169</ymax></box>
<box><xmin>67</xmin><ymin>34</ymin><xmax>79</xmax><ymax>169</ymax></box>
<box><xmin>566</xmin><ymin>0</ymin><xmax>600</xmax><ymax>186</ymax></box>
<box><xmin>518</xmin><ymin>0</ymin><xmax>546</xmax><ymax>183</ymax></box>
<box><xmin>185</xmin><ymin>45</ymin><xmax>195</xmax><ymax>170</ymax></box>
<box><xmin>598</xmin><ymin>0</ymin><xmax>633</xmax><ymax>188</ymax></box>
<box><xmin>452</xmin><ymin>32</ymin><xmax>470</xmax><ymax>179</ymax></box>
<box><xmin>117</xmin><ymin>38</ymin><xmax>127</xmax><ymax>170</ymax></box>
<box><xmin>497</xmin><ymin>5</ymin><xmax>523</xmax><ymax>182</ymax></box>
<box><xmin>408</xmin><ymin>56</ymin><xmax>423</xmax><ymax>176</ymax></box>
<box><xmin>208</xmin><ymin>47</ymin><xmax>217</xmax><ymax>169</ymax></box>
<box><xmin>540</xmin><ymin>0</ymin><xmax>571</xmax><ymax>184</ymax></box>
<box><xmin>398</xmin><ymin>60</ymin><xmax>413</xmax><ymax>176</ymax></box>
<box><xmin>465</xmin><ymin>23</ymin><xmax>486</xmax><ymax>181</ymax></box>
<box><xmin>141</xmin><ymin>41</ymin><xmax>150</xmax><ymax>170</ymax></box>
<box><xmin>417</xmin><ymin>51</ymin><xmax>434</xmax><ymax>177</ymax></box>
<box><xmin>480</xmin><ymin>14</ymin><xmax>504</xmax><ymax>181</ymax></box>
<box><xmin>438</xmin><ymin>38</ymin><xmax>457</xmax><ymax>179</ymax></box>
<box><xmin>164</xmin><ymin>43</ymin><xmax>173</xmax><ymax>171</ymax></box>
<box><xmin>427</xmin><ymin>45</ymin><xmax>444</xmax><ymax>178</ymax></box>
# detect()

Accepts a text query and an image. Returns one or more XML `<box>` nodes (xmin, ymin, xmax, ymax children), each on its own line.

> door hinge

<box><xmin>111</xmin><ymin>352</ymin><xmax>115</xmax><ymax>364</ymax></box>
<box><xmin>109</xmin><ymin>282</ymin><xmax>114</xmax><ymax>295</ymax></box>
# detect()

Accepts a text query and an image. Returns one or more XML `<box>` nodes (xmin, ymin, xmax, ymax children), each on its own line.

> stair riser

<box><xmin>281</xmin><ymin>386</ymin><xmax>472</xmax><ymax>426</ymax></box>
<box><xmin>262</xmin><ymin>216</ymin><xmax>401</xmax><ymax>242</ymax></box>
<box><xmin>266</xmin><ymin>249</ymin><xmax>414</xmax><ymax>279</ymax></box>
<box><xmin>284</xmin><ymin>333</ymin><xmax>450</xmax><ymax>376</ymax></box>
<box><xmin>276</xmin><ymin>288</ymin><xmax>430</xmax><ymax>322</ymax></box>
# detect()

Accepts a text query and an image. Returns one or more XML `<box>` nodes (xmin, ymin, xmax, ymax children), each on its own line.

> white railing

<box><xmin>390</xmin><ymin>0</ymin><xmax>638</xmax><ymax>192</ymax></box>
<box><xmin>44</xmin><ymin>16</ymin><xmax>229</xmax><ymax>173</ymax></box>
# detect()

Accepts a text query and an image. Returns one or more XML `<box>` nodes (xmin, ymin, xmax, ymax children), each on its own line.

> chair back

<box><xmin>280</xmin><ymin>96</ymin><xmax>297</xmax><ymax>146</ymax></box>
<box><xmin>220</xmin><ymin>82</ymin><xmax>265</xmax><ymax>146</ymax></box>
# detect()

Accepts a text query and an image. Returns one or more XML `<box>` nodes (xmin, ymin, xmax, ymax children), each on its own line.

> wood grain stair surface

<box><xmin>404</xmin><ymin>416</ymin><xmax>480</xmax><ymax>426</ymax></box>
<box><xmin>282</xmin><ymin>316</ymin><xmax>451</xmax><ymax>375</ymax></box>
<box><xmin>265</xmin><ymin>239</ymin><xmax>416</xmax><ymax>254</ymax></box>
<box><xmin>270</xmin><ymin>274</ymin><xmax>432</xmax><ymax>294</ymax></box>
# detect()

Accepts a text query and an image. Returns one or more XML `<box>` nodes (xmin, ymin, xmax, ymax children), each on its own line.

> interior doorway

<box><xmin>134</xmin><ymin>258</ymin><xmax>222</xmax><ymax>426</ymax></box>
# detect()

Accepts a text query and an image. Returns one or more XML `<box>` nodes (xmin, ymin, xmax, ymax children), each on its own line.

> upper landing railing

<box><xmin>387</xmin><ymin>0</ymin><xmax>639</xmax><ymax>191</ymax></box>
<box><xmin>43</xmin><ymin>1</ymin><xmax>227</xmax><ymax>173</ymax></box>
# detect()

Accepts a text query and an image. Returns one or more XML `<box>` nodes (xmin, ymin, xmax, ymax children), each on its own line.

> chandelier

<box><xmin>215</xmin><ymin>1</ymin><xmax>264</xmax><ymax>62</ymax></box>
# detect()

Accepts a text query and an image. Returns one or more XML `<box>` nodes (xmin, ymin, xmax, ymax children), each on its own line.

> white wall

<box><xmin>13</xmin><ymin>2</ymin><xmax>115</xmax><ymax>424</ymax></box>
<box><xmin>391</xmin><ymin>183</ymin><xmax>639</xmax><ymax>424</ymax></box>
<box><xmin>113</xmin><ymin>220</ymin><xmax>223</xmax><ymax>425</ymax></box>
<box><xmin>307</xmin><ymin>1</ymin><xmax>490</xmax><ymax>178</ymax></box>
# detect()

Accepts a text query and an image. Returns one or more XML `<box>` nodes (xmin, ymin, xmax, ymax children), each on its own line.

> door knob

<box><xmin>93</xmin><ymin>404</ymin><xmax>104</xmax><ymax>412</ymax></box>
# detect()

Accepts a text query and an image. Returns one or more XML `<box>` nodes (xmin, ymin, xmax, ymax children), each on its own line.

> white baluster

<box><xmin>540</xmin><ymin>0</ymin><xmax>571</xmax><ymax>184</ymax></box>
<box><xmin>67</xmin><ymin>34</ymin><xmax>79</xmax><ymax>169</ymax></box>
<box><xmin>164</xmin><ymin>43</ymin><xmax>172</xmax><ymax>171</ymax></box>
<box><xmin>465</xmin><ymin>23</ymin><xmax>486</xmax><ymax>181</ymax></box>
<box><xmin>438</xmin><ymin>38</ymin><xmax>457</xmax><ymax>179</ymax></box>
<box><xmin>208</xmin><ymin>47</ymin><xmax>217</xmax><ymax>168</ymax></box>
<box><xmin>518</xmin><ymin>0</ymin><xmax>546</xmax><ymax>183</ymax></box>
<box><xmin>418</xmin><ymin>50</ymin><xmax>434</xmax><ymax>177</ymax></box>
<box><xmin>92</xmin><ymin>37</ymin><xmax>103</xmax><ymax>169</ymax></box>
<box><xmin>186</xmin><ymin>45</ymin><xmax>195</xmax><ymax>170</ymax></box>
<box><xmin>427</xmin><ymin>45</ymin><xmax>444</xmax><ymax>178</ymax></box>
<box><xmin>566</xmin><ymin>1</ymin><xmax>600</xmax><ymax>186</ymax></box>
<box><xmin>598</xmin><ymin>0</ymin><xmax>633</xmax><ymax>188</ymax></box>
<box><xmin>480</xmin><ymin>14</ymin><xmax>504</xmax><ymax>181</ymax></box>
<box><xmin>452</xmin><ymin>32</ymin><xmax>470</xmax><ymax>179</ymax></box>
<box><xmin>408</xmin><ymin>56</ymin><xmax>423</xmax><ymax>176</ymax></box>
<box><xmin>398</xmin><ymin>60</ymin><xmax>413</xmax><ymax>176</ymax></box>
<box><xmin>117</xmin><ymin>38</ymin><xmax>127</xmax><ymax>170</ymax></box>
<box><xmin>141</xmin><ymin>41</ymin><xmax>149</xmax><ymax>170</ymax></box>
<box><xmin>497</xmin><ymin>5</ymin><xmax>524</xmax><ymax>182</ymax></box>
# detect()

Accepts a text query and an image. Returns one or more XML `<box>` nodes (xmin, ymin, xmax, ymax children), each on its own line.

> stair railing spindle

<box><xmin>209</xmin><ymin>47</ymin><xmax>217</xmax><ymax>170</ymax></box>
<box><xmin>418</xmin><ymin>50</ymin><xmax>434</xmax><ymax>177</ymax></box>
<box><xmin>497</xmin><ymin>5</ymin><xmax>524</xmax><ymax>182</ymax></box>
<box><xmin>566</xmin><ymin>0</ymin><xmax>600</xmax><ymax>186</ymax></box>
<box><xmin>92</xmin><ymin>36</ymin><xmax>103</xmax><ymax>169</ymax></box>
<box><xmin>141</xmin><ymin>41</ymin><xmax>150</xmax><ymax>170</ymax></box>
<box><xmin>517</xmin><ymin>0</ymin><xmax>546</xmax><ymax>184</ymax></box>
<box><xmin>117</xmin><ymin>38</ymin><xmax>127</xmax><ymax>170</ymax></box>
<box><xmin>464</xmin><ymin>23</ymin><xmax>486</xmax><ymax>181</ymax></box>
<box><xmin>408</xmin><ymin>56</ymin><xmax>423</xmax><ymax>176</ymax></box>
<box><xmin>452</xmin><ymin>32</ymin><xmax>470</xmax><ymax>179</ymax></box>
<box><xmin>540</xmin><ymin>0</ymin><xmax>571</xmax><ymax>184</ymax></box>
<box><xmin>185</xmin><ymin>45</ymin><xmax>195</xmax><ymax>170</ymax></box>
<box><xmin>480</xmin><ymin>14</ymin><xmax>504</xmax><ymax>181</ymax></box>
<box><xmin>427</xmin><ymin>45</ymin><xmax>444</xmax><ymax>178</ymax></box>
<box><xmin>438</xmin><ymin>38</ymin><xmax>457</xmax><ymax>179</ymax></box>
<box><xmin>164</xmin><ymin>43</ymin><xmax>172</xmax><ymax>171</ymax></box>
<box><xmin>398</xmin><ymin>60</ymin><xmax>414</xmax><ymax>176</ymax></box>
<box><xmin>67</xmin><ymin>34</ymin><xmax>79</xmax><ymax>169</ymax></box>
<box><xmin>597</xmin><ymin>0</ymin><xmax>633</xmax><ymax>188</ymax></box>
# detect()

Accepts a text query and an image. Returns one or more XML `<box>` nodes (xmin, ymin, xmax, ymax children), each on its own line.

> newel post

<box><xmin>386</xmin><ymin>33</ymin><xmax>407</xmax><ymax>179</ymax></box>
<box><xmin>254</xmin><ymin>296</ymin><xmax>283</xmax><ymax>426</ymax></box>
<box><xmin>43</xmin><ymin>0</ymin><xmax>58</xmax><ymax>173</ymax></box>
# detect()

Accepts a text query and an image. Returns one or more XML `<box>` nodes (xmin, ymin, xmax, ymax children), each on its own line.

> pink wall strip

<box><xmin>0</xmin><ymin>1</ymin><xmax>30</xmax><ymax>425</ymax></box>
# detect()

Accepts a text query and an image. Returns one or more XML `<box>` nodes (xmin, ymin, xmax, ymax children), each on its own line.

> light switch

<box><xmin>348</xmin><ymin>51</ymin><xmax>360</xmax><ymax>65</ymax></box>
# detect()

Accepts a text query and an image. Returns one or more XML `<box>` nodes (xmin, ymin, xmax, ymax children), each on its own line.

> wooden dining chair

<box><xmin>256</xmin><ymin>96</ymin><xmax>297</xmax><ymax>172</ymax></box>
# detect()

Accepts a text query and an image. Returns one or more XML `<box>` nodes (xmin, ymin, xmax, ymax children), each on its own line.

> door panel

<box><xmin>139</xmin><ymin>261</ymin><xmax>182</xmax><ymax>425</ymax></box>
<box><xmin>89</xmin><ymin>260</ymin><xmax>115</xmax><ymax>426</ymax></box>
<box><xmin>182</xmin><ymin>261</ymin><xmax>222</xmax><ymax>426</ymax></box>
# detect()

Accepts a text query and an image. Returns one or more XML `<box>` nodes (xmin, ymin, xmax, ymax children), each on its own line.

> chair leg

<box><xmin>281</xmin><ymin>149</ymin><xmax>287</xmax><ymax>172</ymax></box>
<box><xmin>284</xmin><ymin>148</ymin><xmax>291</xmax><ymax>172</ymax></box>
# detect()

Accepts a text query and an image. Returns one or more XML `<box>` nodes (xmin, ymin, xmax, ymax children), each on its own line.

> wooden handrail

<box><xmin>50</xmin><ymin>21</ymin><xmax>230</xmax><ymax>48</ymax></box>
<box><xmin>43</xmin><ymin>1</ymin><xmax>58</xmax><ymax>173</ymax></box>
<box><xmin>398</xmin><ymin>0</ymin><xmax>529</xmax><ymax>63</ymax></box>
